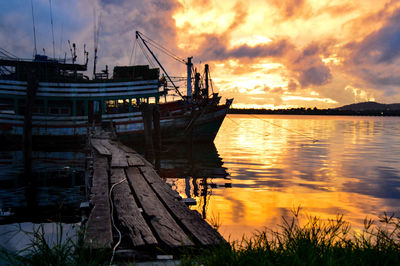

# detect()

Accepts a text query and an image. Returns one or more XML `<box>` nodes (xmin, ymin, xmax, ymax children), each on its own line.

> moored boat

<box><xmin>0</xmin><ymin>33</ymin><xmax>232</xmax><ymax>146</ymax></box>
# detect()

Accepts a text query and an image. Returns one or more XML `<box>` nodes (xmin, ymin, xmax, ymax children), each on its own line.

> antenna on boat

<box><xmin>49</xmin><ymin>0</ymin><xmax>55</xmax><ymax>59</ymax></box>
<box><xmin>135</xmin><ymin>31</ymin><xmax>184</xmax><ymax>99</ymax></box>
<box><xmin>84</xmin><ymin>44</ymin><xmax>89</xmax><ymax>66</ymax></box>
<box><xmin>30</xmin><ymin>0</ymin><xmax>38</xmax><ymax>56</ymax></box>
<box><xmin>68</xmin><ymin>40</ymin><xmax>76</xmax><ymax>64</ymax></box>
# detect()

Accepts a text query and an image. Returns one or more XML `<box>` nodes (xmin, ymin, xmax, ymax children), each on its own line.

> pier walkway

<box><xmin>84</xmin><ymin>135</ymin><xmax>224</xmax><ymax>256</ymax></box>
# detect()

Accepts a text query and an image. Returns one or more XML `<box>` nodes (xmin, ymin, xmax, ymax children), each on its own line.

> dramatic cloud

<box><xmin>1</xmin><ymin>0</ymin><xmax>400</xmax><ymax>108</ymax></box>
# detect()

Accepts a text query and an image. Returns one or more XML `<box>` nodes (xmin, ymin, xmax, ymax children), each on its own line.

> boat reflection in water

<box><xmin>0</xmin><ymin>149</ymin><xmax>86</xmax><ymax>225</ymax></box>
<box><xmin>158</xmin><ymin>143</ymin><xmax>230</xmax><ymax>220</ymax></box>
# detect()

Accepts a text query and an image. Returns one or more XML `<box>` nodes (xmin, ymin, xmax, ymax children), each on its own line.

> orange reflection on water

<box><xmin>169</xmin><ymin>115</ymin><xmax>400</xmax><ymax>241</ymax></box>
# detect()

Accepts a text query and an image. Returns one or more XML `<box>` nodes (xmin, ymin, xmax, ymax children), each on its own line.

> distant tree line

<box><xmin>228</xmin><ymin>107</ymin><xmax>400</xmax><ymax>116</ymax></box>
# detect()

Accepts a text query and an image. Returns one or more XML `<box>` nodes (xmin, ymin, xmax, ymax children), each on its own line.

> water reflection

<box><xmin>0</xmin><ymin>150</ymin><xmax>85</xmax><ymax>224</ymax></box>
<box><xmin>167</xmin><ymin>115</ymin><xmax>400</xmax><ymax>240</ymax></box>
<box><xmin>159</xmin><ymin>143</ymin><xmax>230</xmax><ymax>219</ymax></box>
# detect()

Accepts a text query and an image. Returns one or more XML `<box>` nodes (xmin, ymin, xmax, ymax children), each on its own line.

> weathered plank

<box><xmin>127</xmin><ymin>154</ymin><xmax>145</xmax><ymax>167</ymax></box>
<box><xmin>110</xmin><ymin>168</ymin><xmax>158</xmax><ymax>247</ymax></box>
<box><xmin>91</xmin><ymin>139</ymin><xmax>111</xmax><ymax>156</ymax></box>
<box><xmin>101</xmin><ymin>139</ymin><xmax>128</xmax><ymax>168</ymax></box>
<box><xmin>118</xmin><ymin>142</ymin><xmax>154</xmax><ymax>168</ymax></box>
<box><xmin>85</xmin><ymin>155</ymin><xmax>113</xmax><ymax>248</ymax></box>
<box><xmin>140</xmin><ymin>166</ymin><xmax>224</xmax><ymax>246</ymax></box>
<box><xmin>117</xmin><ymin>143</ymin><xmax>139</xmax><ymax>154</ymax></box>
<box><xmin>125</xmin><ymin>167</ymin><xmax>193</xmax><ymax>247</ymax></box>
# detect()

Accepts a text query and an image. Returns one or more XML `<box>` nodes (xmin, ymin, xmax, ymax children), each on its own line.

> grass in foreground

<box><xmin>0</xmin><ymin>223</ymin><xmax>110</xmax><ymax>266</ymax></box>
<box><xmin>1</xmin><ymin>209</ymin><xmax>399</xmax><ymax>265</ymax></box>
<box><xmin>182</xmin><ymin>208</ymin><xmax>400</xmax><ymax>266</ymax></box>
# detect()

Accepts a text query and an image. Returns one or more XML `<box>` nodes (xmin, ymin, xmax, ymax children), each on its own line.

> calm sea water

<box><xmin>1</xmin><ymin>114</ymin><xmax>400</xmax><ymax>246</ymax></box>
<box><xmin>167</xmin><ymin>114</ymin><xmax>400</xmax><ymax>240</ymax></box>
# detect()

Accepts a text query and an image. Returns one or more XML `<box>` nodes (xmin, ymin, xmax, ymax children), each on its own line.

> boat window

<box><xmin>48</xmin><ymin>100</ymin><xmax>72</xmax><ymax>116</ymax></box>
<box><xmin>106</xmin><ymin>99</ymin><xmax>129</xmax><ymax>114</ymax></box>
<box><xmin>149</xmin><ymin>97</ymin><xmax>155</xmax><ymax>104</ymax></box>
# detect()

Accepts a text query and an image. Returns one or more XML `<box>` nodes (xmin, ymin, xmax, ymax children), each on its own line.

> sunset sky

<box><xmin>1</xmin><ymin>0</ymin><xmax>400</xmax><ymax>108</ymax></box>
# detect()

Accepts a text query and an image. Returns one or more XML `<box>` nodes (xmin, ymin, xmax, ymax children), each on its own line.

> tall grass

<box><xmin>182</xmin><ymin>208</ymin><xmax>400</xmax><ymax>265</ymax></box>
<box><xmin>2</xmin><ymin>209</ymin><xmax>399</xmax><ymax>265</ymax></box>
<box><xmin>0</xmin><ymin>223</ymin><xmax>110</xmax><ymax>266</ymax></box>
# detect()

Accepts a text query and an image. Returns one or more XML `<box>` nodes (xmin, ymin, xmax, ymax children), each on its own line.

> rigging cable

<box><xmin>109</xmin><ymin>177</ymin><xmax>127</xmax><ymax>266</ymax></box>
<box><xmin>59</xmin><ymin>23</ymin><xmax>64</xmax><ymax>61</ymax></box>
<box><xmin>49</xmin><ymin>0</ymin><xmax>55</xmax><ymax>59</ymax></box>
<box><xmin>129</xmin><ymin>37</ymin><xmax>137</xmax><ymax>65</ymax></box>
<box><xmin>137</xmin><ymin>40</ymin><xmax>156</xmax><ymax>68</ymax></box>
<box><xmin>139</xmin><ymin>32</ymin><xmax>186</xmax><ymax>64</ymax></box>
<box><xmin>30</xmin><ymin>0</ymin><xmax>38</xmax><ymax>56</ymax></box>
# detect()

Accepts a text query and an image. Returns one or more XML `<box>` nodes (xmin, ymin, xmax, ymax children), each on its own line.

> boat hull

<box><xmin>0</xmin><ymin>100</ymin><xmax>231</xmax><ymax>147</ymax></box>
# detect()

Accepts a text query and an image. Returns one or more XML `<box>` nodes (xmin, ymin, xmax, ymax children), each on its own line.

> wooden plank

<box><xmin>85</xmin><ymin>155</ymin><xmax>113</xmax><ymax>248</ymax></box>
<box><xmin>110</xmin><ymin>168</ymin><xmax>158</xmax><ymax>247</ymax></box>
<box><xmin>100</xmin><ymin>139</ymin><xmax>128</xmax><ymax>168</ymax></box>
<box><xmin>140</xmin><ymin>166</ymin><xmax>224</xmax><ymax>246</ymax></box>
<box><xmin>91</xmin><ymin>139</ymin><xmax>111</xmax><ymax>156</ymax></box>
<box><xmin>117</xmin><ymin>143</ymin><xmax>139</xmax><ymax>154</ymax></box>
<box><xmin>118</xmin><ymin>142</ymin><xmax>153</xmax><ymax>168</ymax></box>
<box><xmin>125</xmin><ymin>167</ymin><xmax>193</xmax><ymax>247</ymax></box>
<box><xmin>127</xmin><ymin>154</ymin><xmax>145</xmax><ymax>167</ymax></box>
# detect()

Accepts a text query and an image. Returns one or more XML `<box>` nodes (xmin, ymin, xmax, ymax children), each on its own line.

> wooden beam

<box><xmin>100</xmin><ymin>139</ymin><xmax>128</xmax><ymax>168</ymax></box>
<box><xmin>140</xmin><ymin>166</ymin><xmax>224</xmax><ymax>246</ymax></box>
<box><xmin>91</xmin><ymin>139</ymin><xmax>111</xmax><ymax>156</ymax></box>
<box><xmin>126</xmin><ymin>167</ymin><xmax>193</xmax><ymax>247</ymax></box>
<box><xmin>85</xmin><ymin>155</ymin><xmax>113</xmax><ymax>249</ymax></box>
<box><xmin>126</xmin><ymin>154</ymin><xmax>145</xmax><ymax>167</ymax></box>
<box><xmin>110</xmin><ymin>168</ymin><xmax>157</xmax><ymax>247</ymax></box>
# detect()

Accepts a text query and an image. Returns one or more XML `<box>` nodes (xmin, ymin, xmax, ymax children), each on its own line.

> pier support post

<box><xmin>23</xmin><ymin>70</ymin><xmax>38</xmax><ymax>182</ymax></box>
<box><xmin>153</xmin><ymin>106</ymin><xmax>161</xmax><ymax>150</ymax></box>
<box><xmin>141</xmin><ymin>103</ymin><xmax>154</xmax><ymax>161</ymax></box>
<box><xmin>24</xmin><ymin>70</ymin><xmax>39</xmax><ymax>217</ymax></box>
<box><xmin>153</xmin><ymin>106</ymin><xmax>161</xmax><ymax>171</ymax></box>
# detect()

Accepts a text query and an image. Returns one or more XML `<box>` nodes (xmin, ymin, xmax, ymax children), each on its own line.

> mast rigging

<box><xmin>136</xmin><ymin>31</ymin><xmax>184</xmax><ymax>99</ymax></box>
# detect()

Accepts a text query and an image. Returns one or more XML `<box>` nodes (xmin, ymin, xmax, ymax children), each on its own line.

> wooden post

<box><xmin>24</xmin><ymin>70</ymin><xmax>38</xmax><ymax>217</ymax></box>
<box><xmin>153</xmin><ymin>106</ymin><xmax>161</xmax><ymax>171</ymax></box>
<box><xmin>141</xmin><ymin>103</ymin><xmax>154</xmax><ymax>160</ymax></box>
<box><xmin>23</xmin><ymin>70</ymin><xmax>38</xmax><ymax>182</ymax></box>
<box><xmin>152</xmin><ymin>106</ymin><xmax>161</xmax><ymax>151</ymax></box>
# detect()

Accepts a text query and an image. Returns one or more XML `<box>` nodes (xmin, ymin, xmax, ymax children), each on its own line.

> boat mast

<box><xmin>135</xmin><ymin>31</ymin><xmax>184</xmax><ymax>99</ymax></box>
<box><xmin>186</xmin><ymin>57</ymin><xmax>193</xmax><ymax>101</ymax></box>
<box><xmin>204</xmin><ymin>64</ymin><xmax>209</xmax><ymax>98</ymax></box>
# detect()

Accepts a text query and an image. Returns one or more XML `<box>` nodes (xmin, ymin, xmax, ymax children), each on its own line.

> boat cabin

<box><xmin>0</xmin><ymin>56</ymin><xmax>162</xmax><ymax>122</ymax></box>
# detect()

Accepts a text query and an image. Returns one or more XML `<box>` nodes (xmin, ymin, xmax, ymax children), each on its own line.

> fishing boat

<box><xmin>0</xmin><ymin>32</ymin><xmax>232</xmax><ymax>146</ymax></box>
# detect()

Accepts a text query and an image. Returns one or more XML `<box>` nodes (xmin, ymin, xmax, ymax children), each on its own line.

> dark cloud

<box><xmin>342</xmin><ymin>6</ymin><xmax>400</xmax><ymax>89</ymax></box>
<box><xmin>0</xmin><ymin>0</ymin><xmax>183</xmax><ymax>74</ymax></box>
<box><xmin>288</xmin><ymin>80</ymin><xmax>297</xmax><ymax>91</ymax></box>
<box><xmin>299</xmin><ymin>65</ymin><xmax>332</xmax><ymax>87</ymax></box>
<box><xmin>353</xmin><ymin>9</ymin><xmax>400</xmax><ymax>65</ymax></box>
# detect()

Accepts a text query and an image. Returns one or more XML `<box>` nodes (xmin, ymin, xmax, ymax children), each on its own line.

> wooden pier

<box><xmin>84</xmin><ymin>136</ymin><xmax>224</xmax><ymax>256</ymax></box>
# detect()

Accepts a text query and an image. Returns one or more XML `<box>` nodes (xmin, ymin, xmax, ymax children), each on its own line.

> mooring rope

<box><xmin>109</xmin><ymin>177</ymin><xmax>127</xmax><ymax>266</ymax></box>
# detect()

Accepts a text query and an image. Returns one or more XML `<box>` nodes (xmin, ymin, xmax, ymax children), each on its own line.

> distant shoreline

<box><xmin>228</xmin><ymin>108</ymin><xmax>400</xmax><ymax>116</ymax></box>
